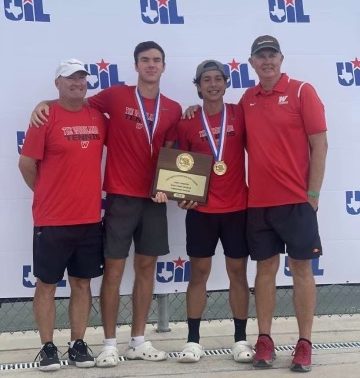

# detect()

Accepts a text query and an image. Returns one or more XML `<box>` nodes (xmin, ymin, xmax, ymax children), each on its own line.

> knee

<box><xmin>69</xmin><ymin>277</ymin><xmax>91</xmax><ymax>292</ymax></box>
<box><xmin>35</xmin><ymin>279</ymin><xmax>57</xmax><ymax>298</ymax></box>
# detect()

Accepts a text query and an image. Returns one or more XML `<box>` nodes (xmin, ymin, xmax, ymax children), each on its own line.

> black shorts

<box><xmin>186</xmin><ymin>209</ymin><xmax>249</xmax><ymax>258</ymax></box>
<box><xmin>247</xmin><ymin>203</ymin><xmax>322</xmax><ymax>261</ymax></box>
<box><xmin>103</xmin><ymin>194</ymin><xmax>169</xmax><ymax>259</ymax></box>
<box><xmin>33</xmin><ymin>222</ymin><xmax>104</xmax><ymax>284</ymax></box>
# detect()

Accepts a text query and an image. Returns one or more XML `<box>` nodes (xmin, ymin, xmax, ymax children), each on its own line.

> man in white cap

<box><xmin>19</xmin><ymin>59</ymin><xmax>107</xmax><ymax>371</ymax></box>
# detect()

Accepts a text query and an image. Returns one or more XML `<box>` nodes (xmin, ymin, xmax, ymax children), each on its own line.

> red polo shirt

<box><xmin>239</xmin><ymin>73</ymin><xmax>327</xmax><ymax>207</ymax></box>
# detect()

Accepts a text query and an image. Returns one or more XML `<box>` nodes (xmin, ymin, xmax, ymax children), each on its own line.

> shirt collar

<box><xmin>254</xmin><ymin>73</ymin><xmax>289</xmax><ymax>95</ymax></box>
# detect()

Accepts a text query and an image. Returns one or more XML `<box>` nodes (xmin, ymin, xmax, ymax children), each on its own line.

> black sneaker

<box><xmin>68</xmin><ymin>339</ymin><xmax>95</xmax><ymax>368</ymax></box>
<box><xmin>35</xmin><ymin>342</ymin><xmax>61</xmax><ymax>371</ymax></box>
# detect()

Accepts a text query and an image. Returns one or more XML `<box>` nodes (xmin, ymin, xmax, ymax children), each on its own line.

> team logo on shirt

<box><xmin>284</xmin><ymin>257</ymin><xmax>324</xmax><ymax>277</ymax></box>
<box><xmin>223</xmin><ymin>59</ymin><xmax>255</xmax><ymax>89</ymax></box>
<box><xmin>336</xmin><ymin>57</ymin><xmax>360</xmax><ymax>86</ymax></box>
<box><xmin>140</xmin><ymin>0</ymin><xmax>184</xmax><ymax>24</ymax></box>
<box><xmin>346</xmin><ymin>191</ymin><xmax>360</xmax><ymax>215</ymax></box>
<box><xmin>17</xmin><ymin>131</ymin><xmax>25</xmax><ymax>154</ymax></box>
<box><xmin>62</xmin><ymin>126</ymin><xmax>101</xmax><ymax>148</ymax></box>
<box><xmin>3</xmin><ymin>0</ymin><xmax>50</xmax><ymax>22</ymax></box>
<box><xmin>23</xmin><ymin>265</ymin><xmax>66</xmax><ymax>288</ymax></box>
<box><xmin>156</xmin><ymin>257</ymin><xmax>190</xmax><ymax>283</ymax></box>
<box><xmin>268</xmin><ymin>0</ymin><xmax>310</xmax><ymax>23</ymax></box>
<box><xmin>198</xmin><ymin>125</ymin><xmax>235</xmax><ymax>142</ymax></box>
<box><xmin>85</xmin><ymin>59</ymin><xmax>125</xmax><ymax>90</ymax></box>
<box><xmin>124</xmin><ymin>107</ymin><xmax>153</xmax><ymax>130</ymax></box>
<box><xmin>278</xmin><ymin>95</ymin><xmax>288</xmax><ymax>105</ymax></box>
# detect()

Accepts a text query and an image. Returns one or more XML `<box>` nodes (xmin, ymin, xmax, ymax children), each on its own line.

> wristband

<box><xmin>307</xmin><ymin>190</ymin><xmax>320</xmax><ymax>199</ymax></box>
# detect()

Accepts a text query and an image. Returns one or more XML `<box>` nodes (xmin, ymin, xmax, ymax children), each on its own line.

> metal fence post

<box><xmin>156</xmin><ymin>294</ymin><xmax>171</xmax><ymax>332</ymax></box>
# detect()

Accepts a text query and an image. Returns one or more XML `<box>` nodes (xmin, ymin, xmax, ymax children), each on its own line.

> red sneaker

<box><xmin>290</xmin><ymin>339</ymin><xmax>312</xmax><ymax>372</ymax></box>
<box><xmin>253</xmin><ymin>335</ymin><xmax>276</xmax><ymax>368</ymax></box>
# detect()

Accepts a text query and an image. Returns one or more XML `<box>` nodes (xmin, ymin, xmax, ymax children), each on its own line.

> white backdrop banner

<box><xmin>0</xmin><ymin>0</ymin><xmax>359</xmax><ymax>298</ymax></box>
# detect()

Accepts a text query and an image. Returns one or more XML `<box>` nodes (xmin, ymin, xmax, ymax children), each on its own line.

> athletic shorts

<box><xmin>103</xmin><ymin>194</ymin><xmax>169</xmax><ymax>259</ymax></box>
<box><xmin>185</xmin><ymin>209</ymin><xmax>249</xmax><ymax>258</ymax></box>
<box><xmin>33</xmin><ymin>222</ymin><xmax>104</xmax><ymax>284</ymax></box>
<box><xmin>247</xmin><ymin>203</ymin><xmax>322</xmax><ymax>261</ymax></box>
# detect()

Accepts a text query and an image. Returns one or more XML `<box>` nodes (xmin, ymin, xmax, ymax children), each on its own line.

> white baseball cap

<box><xmin>55</xmin><ymin>58</ymin><xmax>89</xmax><ymax>79</ymax></box>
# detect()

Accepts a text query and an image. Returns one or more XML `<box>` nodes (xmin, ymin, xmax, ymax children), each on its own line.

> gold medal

<box><xmin>213</xmin><ymin>161</ymin><xmax>227</xmax><ymax>175</ymax></box>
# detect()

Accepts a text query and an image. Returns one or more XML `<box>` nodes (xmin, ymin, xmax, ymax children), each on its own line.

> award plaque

<box><xmin>152</xmin><ymin>147</ymin><xmax>213</xmax><ymax>203</ymax></box>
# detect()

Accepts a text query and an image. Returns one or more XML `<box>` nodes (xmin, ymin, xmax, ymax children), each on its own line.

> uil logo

<box><xmin>336</xmin><ymin>58</ymin><xmax>360</xmax><ymax>86</ymax></box>
<box><xmin>156</xmin><ymin>257</ymin><xmax>190</xmax><ymax>283</ymax></box>
<box><xmin>346</xmin><ymin>191</ymin><xmax>360</xmax><ymax>215</ymax></box>
<box><xmin>223</xmin><ymin>59</ymin><xmax>255</xmax><ymax>89</ymax></box>
<box><xmin>17</xmin><ymin>131</ymin><xmax>25</xmax><ymax>154</ymax></box>
<box><xmin>85</xmin><ymin>59</ymin><xmax>125</xmax><ymax>90</ymax></box>
<box><xmin>23</xmin><ymin>265</ymin><xmax>66</xmax><ymax>288</ymax></box>
<box><xmin>140</xmin><ymin>0</ymin><xmax>184</xmax><ymax>24</ymax></box>
<box><xmin>268</xmin><ymin>0</ymin><xmax>310</xmax><ymax>23</ymax></box>
<box><xmin>3</xmin><ymin>0</ymin><xmax>50</xmax><ymax>22</ymax></box>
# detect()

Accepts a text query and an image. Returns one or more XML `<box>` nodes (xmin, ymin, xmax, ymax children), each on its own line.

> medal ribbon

<box><xmin>135</xmin><ymin>87</ymin><xmax>160</xmax><ymax>155</ymax></box>
<box><xmin>200</xmin><ymin>104</ymin><xmax>227</xmax><ymax>162</ymax></box>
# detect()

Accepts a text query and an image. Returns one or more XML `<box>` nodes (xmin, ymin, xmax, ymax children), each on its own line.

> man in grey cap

<box><xmin>176</xmin><ymin>60</ymin><xmax>253</xmax><ymax>363</ymax></box>
<box><xmin>243</xmin><ymin>35</ymin><xmax>327</xmax><ymax>372</ymax></box>
<box><xmin>19</xmin><ymin>59</ymin><xmax>106</xmax><ymax>371</ymax></box>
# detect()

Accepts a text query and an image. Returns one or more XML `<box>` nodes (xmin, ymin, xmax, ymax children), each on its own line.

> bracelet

<box><xmin>307</xmin><ymin>190</ymin><xmax>320</xmax><ymax>199</ymax></box>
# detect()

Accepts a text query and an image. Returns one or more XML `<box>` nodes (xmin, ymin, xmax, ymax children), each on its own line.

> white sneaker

<box><xmin>232</xmin><ymin>340</ymin><xmax>254</xmax><ymax>362</ymax></box>
<box><xmin>125</xmin><ymin>341</ymin><xmax>167</xmax><ymax>361</ymax></box>
<box><xmin>178</xmin><ymin>342</ymin><xmax>204</xmax><ymax>363</ymax></box>
<box><xmin>96</xmin><ymin>346</ymin><xmax>119</xmax><ymax>367</ymax></box>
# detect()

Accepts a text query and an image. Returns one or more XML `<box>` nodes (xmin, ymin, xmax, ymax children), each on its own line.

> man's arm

<box><xmin>18</xmin><ymin>155</ymin><xmax>38</xmax><ymax>191</ymax></box>
<box><xmin>307</xmin><ymin>132</ymin><xmax>328</xmax><ymax>209</ymax></box>
<box><xmin>31</xmin><ymin>98</ymin><xmax>89</xmax><ymax>126</ymax></box>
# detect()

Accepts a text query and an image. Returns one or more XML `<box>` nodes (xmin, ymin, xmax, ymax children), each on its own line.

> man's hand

<box><xmin>30</xmin><ymin>101</ymin><xmax>50</xmax><ymax>127</ymax></box>
<box><xmin>182</xmin><ymin>105</ymin><xmax>200</xmax><ymax>119</ymax></box>
<box><xmin>177</xmin><ymin>200</ymin><xmax>198</xmax><ymax>210</ymax></box>
<box><xmin>308</xmin><ymin>197</ymin><xmax>319</xmax><ymax>211</ymax></box>
<box><xmin>151</xmin><ymin>192</ymin><xmax>168</xmax><ymax>203</ymax></box>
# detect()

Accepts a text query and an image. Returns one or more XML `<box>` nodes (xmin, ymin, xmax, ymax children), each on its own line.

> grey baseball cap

<box><xmin>194</xmin><ymin>60</ymin><xmax>228</xmax><ymax>83</ymax></box>
<box><xmin>251</xmin><ymin>35</ymin><xmax>282</xmax><ymax>55</ymax></box>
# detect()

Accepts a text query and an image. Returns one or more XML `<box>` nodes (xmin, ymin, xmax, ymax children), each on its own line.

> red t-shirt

<box><xmin>177</xmin><ymin>104</ymin><xmax>247</xmax><ymax>213</ymax></box>
<box><xmin>21</xmin><ymin>102</ymin><xmax>106</xmax><ymax>226</ymax></box>
<box><xmin>240</xmin><ymin>73</ymin><xmax>327</xmax><ymax>207</ymax></box>
<box><xmin>88</xmin><ymin>85</ymin><xmax>182</xmax><ymax>198</ymax></box>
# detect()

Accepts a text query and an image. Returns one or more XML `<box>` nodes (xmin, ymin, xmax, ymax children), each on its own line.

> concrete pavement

<box><xmin>1</xmin><ymin>315</ymin><xmax>360</xmax><ymax>377</ymax></box>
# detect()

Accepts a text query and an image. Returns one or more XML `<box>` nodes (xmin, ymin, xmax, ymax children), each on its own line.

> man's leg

<box><xmin>177</xmin><ymin>257</ymin><xmax>211</xmax><ymax>363</ymax></box>
<box><xmin>226</xmin><ymin>257</ymin><xmax>254</xmax><ymax>363</ymax></box>
<box><xmin>96</xmin><ymin>258</ymin><xmax>126</xmax><ymax>367</ymax></box>
<box><xmin>186</xmin><ymin>257</ymin><xmax>212</xmax><ymax>341</ymax></box>
<box><xmin>253</xmin><ymin>255</ymin><xmax>279</xmax><ymax>368</ymax></box>
<box><xmin>131</xmin><ymin>254</ymin><xmax>158</xmax><ymax>337</ymax></box>
<box><xmin>68</xmin><ymin>276</ymin><xmax>92</xmax><ymax>341</ymax></box>
<box><xmin>226</xmin><ymin>256</ymin><xmax>249</xmax><ymax>323</ymax></box>
<box><xmin>255</xmin><ymin>255</ymin><xmax>279</xmax><ymax>335</ymax></box>
<box><xmin>100</xmin><ymin>257</ymin><xmax>126</xmax><ymax>339</ymax></box>
<box><xmin>33</xmin><ymin>278</ymin><xmax>57</xmax><ymax>343</ymax></box>
<box><xmin>288</xmin><ymin>258</ymin><xmax>315</xmax><ymax>340</ymax></box>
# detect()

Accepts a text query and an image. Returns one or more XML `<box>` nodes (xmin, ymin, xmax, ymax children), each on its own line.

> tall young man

<box><xmin>91</xmin><ymin>41</ymin><xmax>182</xmax><ymax>366</ymax></box>
<box><xmin>176</xmin><ymin>60</ymin><xmax>253</xmax><ymax>363</ymax></box>
<box><xmin>19</xmin><ymin>59</ymin><xmax>106</xmax><ymax>371</ymax></box>
<box><xmin>242</xmin><ymin>35</ymin><xmax>328</xmax><ymax>372</ymax></box>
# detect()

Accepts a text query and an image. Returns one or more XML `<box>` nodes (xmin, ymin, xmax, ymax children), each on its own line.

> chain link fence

<box><xmin>1</xmin><ymin>284</ymin><xmax>360</xmax><ymax>333</ymax></box>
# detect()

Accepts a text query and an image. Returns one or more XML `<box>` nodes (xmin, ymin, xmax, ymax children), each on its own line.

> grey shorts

<box><xmin>103</xmin><ymin>194</ymin><xmax>169</xmax><ymax>259</ymax></box>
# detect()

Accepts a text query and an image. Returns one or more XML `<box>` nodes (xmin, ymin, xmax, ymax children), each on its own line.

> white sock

<box><xmin>69</xmin><ymin>340</ymin><xmax>75</xmax><ymax>348</ymax></box>
<box><xmin>104</xmin><ymin>338</ymin><xmax>117</xmax><ymax>348</ymax></box>
<box><xmin>129</xmin><ymin>336</ymin><xmax>145</xmax><ymax>348</ymax></box>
